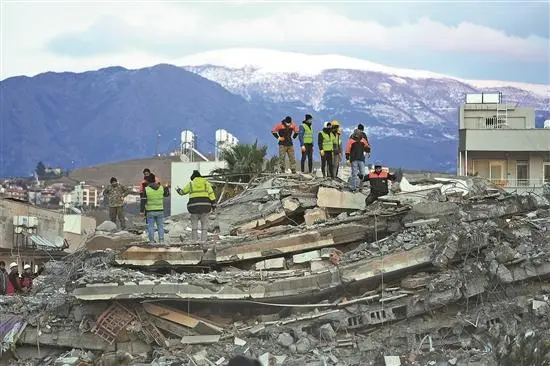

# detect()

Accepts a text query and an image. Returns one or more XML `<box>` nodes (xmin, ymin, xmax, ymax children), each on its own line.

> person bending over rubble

<box><xmin>21</xmin><ymin>263</ymin><xmax>44</xmax><ymax>292</ymax></box>
<box><xmin>6</xmin><ymin>262</ymin><xmax>24</xmax><ymax>295</ymax></box>
<box><xmin>176</xmin><ymin>170</ymin><xmax>216</xmax><ymax>244</ymax></box>
<box><xmin>363</xmin><ymin>162</ymin><xmax>398</xmax><ymax>206</ymax></box>
<box><xmin>140</xmin><ymin>176</ymin><xmax>169</xmax><ymax>244</ymax></box>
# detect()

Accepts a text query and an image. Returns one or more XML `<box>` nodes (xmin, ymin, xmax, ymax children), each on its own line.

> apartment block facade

<box><xmin>457</xmin><ymin>92</ymin><xmax>550</xmax><ymax>194</ymax></box>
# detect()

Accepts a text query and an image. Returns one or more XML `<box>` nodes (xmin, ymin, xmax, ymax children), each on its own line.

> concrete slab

<box><xmin>115</xmin><ymin>245</ymin><xmax>204</xmax><ymax>266</ymax></box>
<box><xmin>293</xmin><ymin>250</ymin><xmax>321</xmax><ymax>264</ymax></box>
<box><xmin>256</xmin><ymin>257</ymin><xmax>286</xmax><ymax>270</ymax></box>
<box><xmin>317</xmin><ymin>187</ymin><xmax>365</xmax><ymax>211</ymax></box>
<box><xmin>304</xmin><ymin>207</ymin><xmax>327</xmax><ymax>226</ymax></box>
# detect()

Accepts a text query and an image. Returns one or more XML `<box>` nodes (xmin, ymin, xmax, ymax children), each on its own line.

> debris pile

<box><xmin>1</xmin><ymin>173</ymin><xmax>550</xmax><ymax>366</ymax></box>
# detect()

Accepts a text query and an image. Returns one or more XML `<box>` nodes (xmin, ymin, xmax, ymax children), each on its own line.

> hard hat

<box><xmin>323</xmin><ymin>121</ymin><xmax>332</xmax><ymax>128</ymax></box>
<box><xmin>23</xmin><ymin>264</ymin><xmax>31</xmax><ymax>270</ymax></box>
<box><xmin>9</xmin><ymin>262</ymin><xmax>17</xmax><ymax>269</ymax></box>
<box><xmin>330</xmin><ymin>120</ymin><xmax>340</xmax><ymax>127</ymax></box>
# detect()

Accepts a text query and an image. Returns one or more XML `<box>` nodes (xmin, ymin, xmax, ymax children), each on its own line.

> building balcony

<box><xmin>487</xmin><ymin>178</ymin><xmax>549</xmax><ymax>194</ymax></box>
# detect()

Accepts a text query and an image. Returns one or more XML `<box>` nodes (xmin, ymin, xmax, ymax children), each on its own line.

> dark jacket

<box><xmin>0</xmin><ymin>269</ymin><xmax>7</xmax><ymax>295</ymax></box>
<box><xmin>345</xmin><ymin>135</ymin><xmax>370</xmax><ymax>162</ymax></box>
<box><xmin>364</xmin><ymin>170</ymin><xmax>397</xmax><ymax>195</ymax></box>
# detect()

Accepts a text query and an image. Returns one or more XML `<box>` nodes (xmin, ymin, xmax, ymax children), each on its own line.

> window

<box><xmin>516</xmin><ymin>161</ymin><xmax>529</xmax><ymax>186</ymax></box>
<box><xmin>544</xmin><ymin>162</ymin><xmax>550</xmax><ymax>185</ymax></box>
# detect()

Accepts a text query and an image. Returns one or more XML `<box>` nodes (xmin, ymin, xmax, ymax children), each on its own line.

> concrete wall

<box><xmin>459</xmin><ymin>105</ymin><xmax>535</xmax><ymax>129</ymax></box>
<box><xmin>0</xmin><ymin>198</ymin><xmax>64</xmax><ymax>250</ymax></box>
<box><xmin>459</xmin><ymin>129</ymin><xmax>550</xmax><ymax>152</ymax></box>
<box><xmin>64</xmin><ymin>215</ymin><xmax>97</xmax><ymax>252</ymax></box>
<box><xmin>170</xmin><ymin>161</ymin><xmax>227</xmax><ymax>216</ymax></box>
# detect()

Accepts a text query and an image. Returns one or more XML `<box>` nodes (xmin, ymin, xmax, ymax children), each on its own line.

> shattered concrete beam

<box><xmin>115</xmin><ymin>245</ymin><xmax>204</xmax><ymax>266</ymax></box>
<box><xmin>20</xmin><ymin>327</ymin><xmax>114</xmax><ymax>351</ymax></box>
<box><xmin>215</xmin><ymin>222</ymin><xmax>376</xmax><ymax>263</ymax></box>
<box><xmin>463</xmin><ymin>195</ymin><xmax>543</xmax><ymax>222</ymax></box>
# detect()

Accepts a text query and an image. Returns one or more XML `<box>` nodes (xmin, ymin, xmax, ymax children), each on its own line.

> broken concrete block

<box><xmin>404</xmin><ymin>218</ymin><xmax>440</xmax><ymax>228</ymax></box>
<box><xmin>384</xmin><ymin>356</ymin><xmax>401</xmax><ymax>366</ymax></box>
<box><xmin>255</xmin><ymin>257</ymin><xmax>286</xmax><ymax>270</ymax></box>
<box><xmin>295</xmin><ymin>337</ymin><xmax>312</xmax><ymax>353</ymax></box>
<box><xmin>310</xmin><ymin>261</ymin><xmax>331</xmax><ymax>272</ymax></box>
<box><xmin>317</xmin><ymin>187</ymin><xmax>365</xmax><ymax>211</ymax></box>
<box><xmin>293</xmin><ymin>250</ymin><xmax>321</xmax><ymax>264</ymax></box>
<box><xmin>319</xmin><ymin>323</ymin><xmax>336</xmax><ymax>339</ymax></box>
<box><xmin>277</xmin><ymin>332</ymin><xmax>294</xmax><ymax>347</ymax></box>
<box><xmin>234</xmin><ymin>337</ymin><xmax>247</xmax><ymax>346</ymax></box>
<box><xmin>304</xmin><ymin>207</ymin><xmax>328</xmax><ymax>226</ymax></box>
<box><xmin>96</xmin><ymin>220</ymin><xmax>117</xmax><ymax>232</ymax></box>
<box><xmin>489</xmin><ymin>260</ymin><xmax>514</xmax><ymax>283</ymax></box>
<box><xmin>282</xmin><ymin>197</ymin><xmax>300</xmax><ymax>213</ymax></box>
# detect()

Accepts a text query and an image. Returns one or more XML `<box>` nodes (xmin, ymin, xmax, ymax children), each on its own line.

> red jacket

<box><xmin>345</xmin><ymin>137</ymin><xmax>370</xmax><ymax>162</ymax></box>
<box><xmin>6</xmin><ymin>273</ymin><xmax>22</xmax><ymax>296</ymax></box>
<box><xmin>272</xmin><ymin>123</ymin><xmax>299</xmax><ymax>146</ymax></box>
<box><xmin>139</xmin><ymin>175</ymin><xmax>161</xmax><ymax>193</ymax></box>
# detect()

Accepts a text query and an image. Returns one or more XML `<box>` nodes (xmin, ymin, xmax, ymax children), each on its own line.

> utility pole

<box><xmin>155</xmin><ymin>131</ymin><xmax>161</xmax><ymax>156</ymax></box>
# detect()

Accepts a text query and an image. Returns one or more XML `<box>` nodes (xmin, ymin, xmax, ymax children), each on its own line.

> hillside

<box><xmin>0</xmin><ymin>64</ymin><xmax>273</xmax><ymax>177</ymax></box>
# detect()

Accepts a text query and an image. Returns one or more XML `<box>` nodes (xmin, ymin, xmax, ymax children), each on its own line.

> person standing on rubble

<box><xmin>298</xmin><ymin>114</ymin><xmax>314</xmax><ymax>174</ymax></box>
<box><xmin>330</xmin><ymin>120</ymin><xmax>343</xmax><ymax>177</ymax></box>
<box><xmin>318</xmin><ymin>121</ymin><xmax>334</xmax><ymax>178</ymax></box>
<box><xmin>0</xmin><ymin>261</ymin><xmax>7</xmax><ymax>295</ymax></box>
<box><xmin>363</xmin><ymin>162</ymin><xmax>398</xmax><ymax>206</ymax></box>
<box><xmin>176</xmin><ymin>170</ymin><xmax>216</xmax><ymax>244</ymax></box>
<box><xmin>271</xmin><ymin>116</ymin><xmax>299</xmax><ymax>173</ymax></box>
<box><xmin>6</xmin><ymin>262</ymin><xmax>24</xmax><ymax>295</ymax></box>
<box><xmin>103</xmin><ymin>177</ymin><xmax>132</xmax><ymax>230</ymax></box>
<box><xmin>140</xmin><ymin>168</ymin><xmax>161</xmax><ymax>223</ymax></box>
<box><xmin>140</xmin><ymin>175</ymin><xmax>168</xmax><ymax>244</ymax></box>
<box><xmin>345</xmin><ymin>129</ymin><xmax>370</xmax><ymax>192</ymax></box>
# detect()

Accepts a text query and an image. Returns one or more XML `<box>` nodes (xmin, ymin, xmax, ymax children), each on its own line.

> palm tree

<box><xmin>213</xmin><ymin>141</ymin><xmax>275</xmax><ymax>182</ymax></box>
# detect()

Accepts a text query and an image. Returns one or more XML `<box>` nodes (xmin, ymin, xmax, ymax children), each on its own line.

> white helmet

<box><xmin>323</xmin><ymin>121</ymin><xmax>332</xmax><ymax>129</ymax></box>
<box><xmin>9</xmin><ymin>262</ymin><xmax>18</xmax><ymax>269</ymax></box>
<box><xmin>23</xmin><ymin>264</ymin><xmax>31</xmax><ymax>270</ymax></box>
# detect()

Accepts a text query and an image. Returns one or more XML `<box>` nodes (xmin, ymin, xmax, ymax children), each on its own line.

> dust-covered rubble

<box><xmin>1</xmin><ymin>173</ymin><xmax>550</xmax><ymax>366</ymax></box>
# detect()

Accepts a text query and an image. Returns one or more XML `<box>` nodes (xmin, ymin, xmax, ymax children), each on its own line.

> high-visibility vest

<box><xmin>331</xmin><ymin>133</ymin><xmax>341</xmax><ymax>149</ymax></box>
<box><xmin>145</xmin><ymin>186</ymin><xmax>164</xmax><ymax>211</ymax></box>
<box><xmin>302</xmin><ymin>123</ymin><xmax>313</xmax><ymax>144</ymax></box>
<box><xmin>321</xmin><ymin>132</ymin><xmax>333</xmax><ymax>151</ymax></box>
<box><xmin>188</xmin><ymin>177</ymin><xmax>214</xmax><ymax>199</ymax></box>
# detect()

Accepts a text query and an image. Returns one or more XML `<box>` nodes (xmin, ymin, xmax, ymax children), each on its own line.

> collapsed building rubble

<box><xmin>1</xmin><ymin>174</ymin><xmax>550</xmax><ymax>366</ymax></box>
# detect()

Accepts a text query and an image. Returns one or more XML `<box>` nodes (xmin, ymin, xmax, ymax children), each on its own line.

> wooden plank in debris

<box><xmin>142</xmin><ymin>303</ymin><xmax>223</xmax><ymax>335</ymax></box>
<box><xmin>181</xmin><ymin>335</ymin><xmax>221</xmax><ymax>344</ymax></box>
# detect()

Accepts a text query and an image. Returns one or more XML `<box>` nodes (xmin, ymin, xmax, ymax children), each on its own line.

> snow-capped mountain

<box><xmin>179</xmin><ymin>48</ymin><xmax>549</xmax><ymax>171</ymax></box>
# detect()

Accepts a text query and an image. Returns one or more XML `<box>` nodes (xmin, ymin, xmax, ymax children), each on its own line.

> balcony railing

<box><xmin>488</xmin><ymin>178</ymin><xmax>548</xmax><ymax>189</ymax></box>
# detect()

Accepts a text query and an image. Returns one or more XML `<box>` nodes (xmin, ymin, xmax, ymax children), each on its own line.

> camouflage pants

<box><xmin>279</xmin><ymin>145</ymin><xmax>296</xmax><ymax>173</ymax></box>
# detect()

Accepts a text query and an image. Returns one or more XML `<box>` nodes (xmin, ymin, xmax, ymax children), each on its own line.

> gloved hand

<box><xmin>176</xmin><ymin>188</ymin><xmax>183</xmax><ymax>195</ymax></box>
<box><xmin>278</xmin><ymin>137</ymin><xmax>285</xmax><ymax>142</ymax></box>
<box><xmin>301</xmin><ymin>145</ymin><xmax>306</xmax><ymax>153</ymax></box>
<box><xmin>320</xmin><ymin>150</ymin><xmax>325</xmax><ymax>157</ymax></box>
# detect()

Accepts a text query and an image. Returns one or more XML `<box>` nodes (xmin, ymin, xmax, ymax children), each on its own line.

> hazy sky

<box><xmin>1</xmin><ymin>0</ymin><xmax>549</xmax><ymax>83</ymax></box>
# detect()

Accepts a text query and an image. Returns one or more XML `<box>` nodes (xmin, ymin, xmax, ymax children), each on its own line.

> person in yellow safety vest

<box><xmin>298</xmin><ymin>114</ymin><xmax>314</xmax><ymax>173</ymax></box>
<box><xmin>140</xmin><ymin>176</ymin><xmax>169</xmax><ymax>245</ymax></box>
<box><xmin>176</xmin><ymin>170</ymin><xmax>216</xmax><ymax>244</ymax></box>
<box><xmin>317</xmin><ymin>121</ymin><xmax>335</xmax><ymax>178</ymax></box>
<box><xmin>330</xmin><ymin>120</ymin><xmax>343</xmax><ymax>177</ymax></box>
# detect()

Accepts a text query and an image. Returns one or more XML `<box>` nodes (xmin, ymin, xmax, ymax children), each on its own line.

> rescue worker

<box><xmin>298</xmin><ymin>114</ymin><xmax>314</xmax><ymax>174</ymax></box>
<box><xmin>330</xmin><ymin>120</ymin><xmax>343</xmax><ymax>177</ymax></box>
<box><xmin>356</xmin><ymin>123</ymin><xmax>370</xmax><ymax>146</ymax></box>
<box><xmin>21</xmin><ymin>263</ymin><xmax>43</xmax><ymax>292</ymax></box>
<box><xmin>6</xmin><ymin>262</ymin><xmax>23</xmax><ymax>296</ymax></box>
<box><xmin>271</xmin><ymin>116</ymin><xmax>299</xmax><ymax>173</ymax></box>
<box><xmin>140</xmin><ymin>175</ymin><xmax>168</xmax><ymax>244</ymax></box>
<box><xmin>139</xmin><ymin>168</ymin><xmax>161</xmax><ymax>222</ymax></box>
<box><xmin>176</xmin><ymin>170</ymin><xmax>216</xmax><ymax>244</ymax></box>
<box><xmin>345</xmin><ymin>129</ymin><xmax>370</xmax><ymax>192</ymax></box>
<box><xmin>318</xmin><ymin>122</ymin><xmax>334</xmax><ymax>178</ymax></box>
<box><xmin>0</xmin><ymin>261</ymin><xmax>7</xmax><ymax>295</ymax></box>
<box><xmin>363</xmin><ymin>162</ymin><xmax>398</xmax><ymax>206</ymax></box>
<box><xmin>103</xmin><ymin>177</ymin><xmax>132</xmax><ymax>230</ymax></box>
